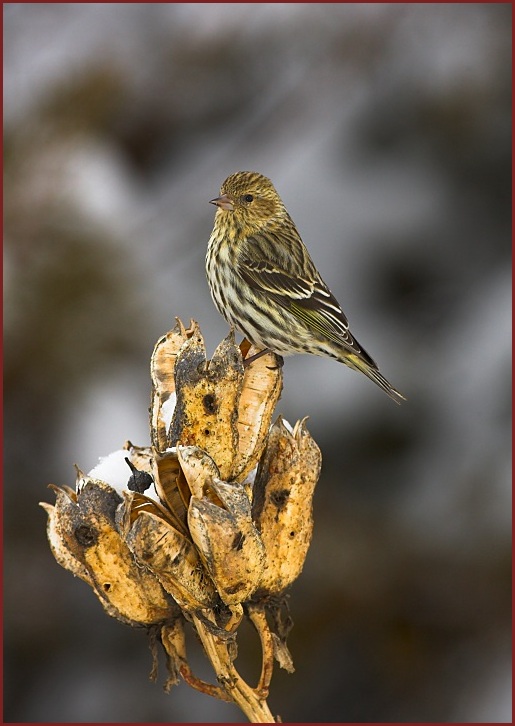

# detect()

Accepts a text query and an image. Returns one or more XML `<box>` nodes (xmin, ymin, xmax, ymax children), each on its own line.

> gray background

<box><xmin>4</xmin><ymin>4</ymin><xmax>511</xmax><ymax>722</ymax></box>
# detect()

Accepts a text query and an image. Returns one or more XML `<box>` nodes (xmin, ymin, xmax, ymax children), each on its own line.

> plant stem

<box><xmin>192</xmin><ymin>614</ymin><xmax>276</xmax><ymax>723</ymax></box>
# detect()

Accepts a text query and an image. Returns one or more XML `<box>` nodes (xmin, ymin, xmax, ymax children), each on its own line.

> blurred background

<box><xmin>4</xmin><ymin>3</ymin><xmax>511</xmax><ymax>722</ymax></box>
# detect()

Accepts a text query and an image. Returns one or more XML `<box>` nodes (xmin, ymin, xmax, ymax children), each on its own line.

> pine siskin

<box><xmin>206</xmin><ymin>171</ymin><xmax>405</xmax><ymax>403</ymax></box>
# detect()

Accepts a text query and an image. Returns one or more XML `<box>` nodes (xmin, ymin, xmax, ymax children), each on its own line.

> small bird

<box><xmin>206</xmin><ymin>171</ymin><xmax>405</xmax><ymax>404</ymax></box>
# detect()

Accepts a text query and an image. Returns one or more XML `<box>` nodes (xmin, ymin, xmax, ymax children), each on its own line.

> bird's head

<box><xmin>210</xmin><ymin>171</ymin><xmax>286</xmax><ymax>235</ymax></box>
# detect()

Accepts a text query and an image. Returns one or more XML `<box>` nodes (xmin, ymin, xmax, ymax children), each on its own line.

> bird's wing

<box><xmin>237</xmin><ymin>253</ymin><xmax>360</xmax><ymax>351</ymax></box>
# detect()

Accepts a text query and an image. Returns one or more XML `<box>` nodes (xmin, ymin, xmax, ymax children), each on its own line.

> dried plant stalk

<box><xmin>41</xmin><ymin>319</ymin><xmax>322</xmax><ymax>723</ymax></box>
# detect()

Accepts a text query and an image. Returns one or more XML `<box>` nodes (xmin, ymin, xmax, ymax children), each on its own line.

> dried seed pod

<box><xmin>232</xmin><ymin>345</ymin><xmax>283</xmax><ymax>484</ymax></box>
<box><xmin>169</xmin><ymin>331</ymin><xmax>244</xmax><ymax>480</ymax></box>
<box><xmin>253</xmin><ymin>417</ymin><xmax>322</xmax><ymax>595</ymax></box>
<box><xmin>125</xmin><ymin>503</ymin><xmax>219</xmax><ymax>613</ymax></box>
<box><xmin>151</xmin><ymin>450</ymin><xmax>188</xmax><ymax>535</ymax></box>
<box><xmin>150</xmin><ymin>319</ymin><xmax>196</xmax><ymax>452</ymax></box>
<box><xmin>188</xmin><ymin>478</ymin><xmax>265</xmax><ymax>606</ymax></box>
<box><xmin>43</xmin><ymin>471</ymin><xmax>176</xmax><ymax>626</ymax></box>
<box><xmin>177</xmin><ymin>446</ymin><xmax>220</xmax><ymax>500</ymax></box>
<box><xmin>40</xmin><ymin>486</ymin><xmax>94</xmax><ymax>587</ymax></box>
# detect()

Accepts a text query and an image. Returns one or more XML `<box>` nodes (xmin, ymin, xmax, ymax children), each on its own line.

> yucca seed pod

<box><xmin>252</xmin><ymin>417</ymin><xmax>322</xmax><ymax>595</ymax></box>
<box><xmin>41</xmin><ymin>472</ymin><xmax>176</xmax><ymax>627</ymax></box>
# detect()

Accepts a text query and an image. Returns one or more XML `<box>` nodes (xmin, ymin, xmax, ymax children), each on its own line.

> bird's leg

<box><xmin>243</xmin><ymin>348</ymin><xmax>272</xmax><ymax>367</ymax></box>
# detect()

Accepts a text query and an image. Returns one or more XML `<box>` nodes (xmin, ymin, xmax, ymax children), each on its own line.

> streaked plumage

<box><xmin>206</xmin><ymin>171</ymin><xmax>405</xmax><ymax>403</ymax></box>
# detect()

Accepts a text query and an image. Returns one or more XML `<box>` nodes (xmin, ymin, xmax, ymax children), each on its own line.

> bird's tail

<box><xmin>346</xmin><ymin>353</ymin><xmax>406</xmax><ymax>404</ymax></box>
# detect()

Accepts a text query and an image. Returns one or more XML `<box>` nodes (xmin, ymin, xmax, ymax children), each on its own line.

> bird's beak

<box><xmin>209</xmin><ymin>194</ymin><xmax>234</xmax><ymax>212</ymax></box>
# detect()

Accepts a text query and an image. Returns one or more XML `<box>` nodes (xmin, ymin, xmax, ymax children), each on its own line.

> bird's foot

<box><xmin>243</xmin><ymin>348</ymin><xmax>272</xmax><ymax>367</ymax></box>
<box><xmin>243</xmin><ymin>348</ymin><xmax>284</xmax><ymax>370</ymax></box>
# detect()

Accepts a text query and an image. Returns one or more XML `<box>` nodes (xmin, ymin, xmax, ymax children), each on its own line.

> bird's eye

<box><xmin>243</xmin><ymin>194</ymin><xmax>254</xmax><ymax>203</ymax></box>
